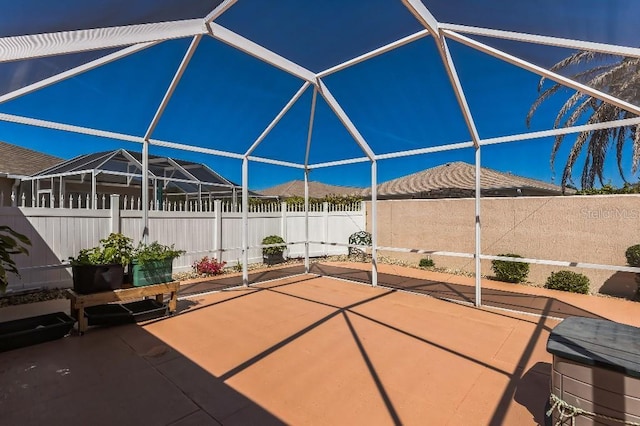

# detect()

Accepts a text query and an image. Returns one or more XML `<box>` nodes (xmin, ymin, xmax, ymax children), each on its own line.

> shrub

<box><xmin>491</xmin><ymin>253</ymin><xmax>530</xmax><ymax>283</ymax></box>
<box><xmin>419</xmin><ymin>258</ymin><xmax>434</xmax><ymax>268</ymax></box>
<box><xmin>193</xmin><ymin>256</ymin><xmax>226</xmax><ymax>276</ymax></box>
<box><xmin>625</xmin><ymin>244</ymin><xmax>640</xmax><ymax>266</ymax></box>
<box><xmin>545</xmin><ymin>270</ymin><xmax>590</xmax><ymax>294</ymax></box>
<box><xmin>262</xmin><ymin>235</ymin><xmax>286</xmax><ymax>255</ymax></box>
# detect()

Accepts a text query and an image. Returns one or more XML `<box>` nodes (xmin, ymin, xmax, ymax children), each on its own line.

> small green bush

<box><xmin>545</xmin><ymin>270</ymin><xmax>590</xmax><ymax>294</ymax></box>
<box><xmin>262</xmin><ymin>235</ymin><xmax>286</xmax><ymax>255</ymax></box>
<box><xmin>419</xmin><ymin>258</ymin><xmax>434</xmax><ymax>268</ymax></box>
<box><xmin>491</xmin><ymin>253</ymin><xmax>530</xmax><ymax>283</ymax></box>
<box><xmin>625</xmin><ymin>244</ymin><xmax>640</xmax><ymax>266</ymax></box>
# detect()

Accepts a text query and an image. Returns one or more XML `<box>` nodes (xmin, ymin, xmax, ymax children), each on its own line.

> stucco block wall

<box><xmin>367</xmin><ymin>195</ymin><xmax>640</xmax><ymax>295</ymax></box>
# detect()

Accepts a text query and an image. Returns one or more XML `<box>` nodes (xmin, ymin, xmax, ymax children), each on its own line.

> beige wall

<box><xmin>367</xmin><ymin>195</ymin><xmax>640</xmax><ymax>295</ymax></box>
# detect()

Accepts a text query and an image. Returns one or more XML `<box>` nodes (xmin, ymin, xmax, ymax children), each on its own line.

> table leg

<box><xmin>168</xmin><ymin>291</ymin><xmax>177</xmax><ymax>313</ymax></box>
<box><xmin>77</xmin><ymin>307</ymin><xmax>87</xmax><ymax>335</ymax></box>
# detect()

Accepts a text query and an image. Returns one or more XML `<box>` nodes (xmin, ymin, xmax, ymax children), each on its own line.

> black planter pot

<box><xmin>72</xmin><ymin>264</ymin><xmax>124</xmax><ymax>294</ymax></box>
<box><xmin>84</xmin><ymin>300</ymin><xmax>168</xmax><ymax>327</ymax></box>
<box><xmin>263</xmin><ymin>253</ymin><xmax>285</xmax><ymax>265</ymax></box>
<box><xmin>0</xmin><ymin>312</ymin><xmax>75</xmax><ymax>352</ymax></box>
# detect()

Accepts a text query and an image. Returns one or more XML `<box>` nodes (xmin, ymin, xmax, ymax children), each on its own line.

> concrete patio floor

<box><xmin>1</xmin><ymin>262</ymin><xmax>639</xmax><ymax>425</ymax></box>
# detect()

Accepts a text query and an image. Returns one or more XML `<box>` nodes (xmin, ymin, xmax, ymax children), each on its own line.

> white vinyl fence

<box><xmin>1</xmin><ymin>197</ymin><xmax>365</xmax><ymax>292</ymax></box>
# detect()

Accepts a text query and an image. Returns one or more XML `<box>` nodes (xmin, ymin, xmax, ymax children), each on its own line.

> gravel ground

<box><xmin>4</xmin><ymin>254</ymin><xmax>635</xmax><ymax>305</ymax></box>
<box><xmin>0</xmin><ymin>288</ymin><xmax>68</xmax><ymax>308</ymax></box>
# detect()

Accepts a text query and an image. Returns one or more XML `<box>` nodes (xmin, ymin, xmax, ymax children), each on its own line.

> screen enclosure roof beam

<box><xmin>0</xmin><ymin>19</ymin><xmax>207</xmax><ymax>63</ymax></box>
<box><xmin>443</xmin><ymin>30</ymin><xmax>640</xmax><ymax>117</ymax></box>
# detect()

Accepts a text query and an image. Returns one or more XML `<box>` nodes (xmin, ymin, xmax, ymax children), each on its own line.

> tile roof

<box><xmin>258</xmin><ymin>180</ymin><xmax>364</xmax><ymax>198</ymax></box>
<box><xmin>0</xmin><ymin>141</ymin><xmax>63</xmax><ymax>176</ymax></box>
<box><xmin>362</xmin><ymin>161</ymin><xmax>573</xmax><ymax>198</ymax></box>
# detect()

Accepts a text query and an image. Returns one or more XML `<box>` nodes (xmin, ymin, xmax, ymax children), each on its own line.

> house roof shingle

<box><xmin>362</xmin><ymin>162</ymin><xmax>573</xmax><ymax>198</ymax></box>
<box><xmin>0</xmin><ymin>141</ymin><xmax>62</xmax><ymax>176</ymax></box>
<box><xmin>259</xmin><ymin>180</ymin><xmax>363</xmax><ymax>199</ymax></box>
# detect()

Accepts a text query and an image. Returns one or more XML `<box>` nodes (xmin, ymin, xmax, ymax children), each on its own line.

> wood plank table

<box><xmin>66</xmin><ymin>281</ymin><xmax>180</xmax><ymax>334</ymax></box>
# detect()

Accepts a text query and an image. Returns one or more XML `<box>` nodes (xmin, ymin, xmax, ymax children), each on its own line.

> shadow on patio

<box><xmin>1</xmin><ymin>263</ymin><xmax>596</xmax><ymax>425</ymax></box>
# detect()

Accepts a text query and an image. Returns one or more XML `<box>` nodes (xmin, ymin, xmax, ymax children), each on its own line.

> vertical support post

<box><xmin>232</xmin><ymin>187</ymin><xmax>237</xmax><ymax>212</ymax></box>
<box><xmin>153</xmin><ymin>179</ymin><xmax>158</xmax><ymax>210</ymax></box>
<box><xmin>58</xmin><ymin>176</ymin><xmax>63</xmax><ymax>208</ymax></box>
<box><xmin>60</xmin><ymin>177</ymin><xmax>66</xmax><ymax>208</ymax></box>
<box><xmin>281</xmin><ymin>201</ymin><xmax>287</xmax><ymax>252</ymax></box>
<box><xmin>11</xmin><ymin>179</ymin><xmax>20</xmax><ymax>207</ymax></box>
<box><xmin>142</xmin><ymin>140</ymin><xmax>149</xmax><ymax>243</ymax></box>
<box><xmin>323</xmin><ymin>201</ymin><xmax>329</xmax><ymax>256</ymax></box>
<box><xmin>302</xmin><ymin>87</ymin><xmax>317</xmax><ymax>274</ymax></box>
<box><xmin>214</xmin><ymin>199</ymin><xmax>222</xmax><ymax>261</ymax></box>
<box><xmin>32</xmin><ymin>180</ymin><xmax>36</xmax><ymax>207</ymax></box>
<box><xmin>91</xmin><ymin>171</ymin><xmax>97</xmax><ymax>210</ymax></box>
<box><xmin>371</xmin><ymin>160</ymin><xmax>378</xmax><ymax>287</ymax></box>
<box><xmin>474</xmin><ymin>146</ymin><xmax>482</xmax><ymax>307</ymax></box>
<box><xmin>110</xmin><ymin>194</ymin><xmax>121</xmax><ymax>234</ymax></box>
<box><xmin>242</xmin><ymin>157</ymin><xmax>249</xmax><ymax>286</ymax></box>
<box><xmin>304</xmin><ymin>169</ymin><xmax>310</xmax><ymax>273</ymax></box>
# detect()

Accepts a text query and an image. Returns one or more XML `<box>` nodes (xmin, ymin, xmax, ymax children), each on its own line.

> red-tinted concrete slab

<box><xmin>2</xmin><ymin>262</ymin><xmax>638</xmax><ymax>425</ymax></box>
<box><xmin>146</xmin><ymin>275</ymin><xmax>558</xmax><ymax>425</ymax></box>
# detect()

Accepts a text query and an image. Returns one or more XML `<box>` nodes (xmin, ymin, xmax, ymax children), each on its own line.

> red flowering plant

<box><xmin>193</xmin><ymin>256</ymin><xmax>226</xmax><ymax>276</ymax></box>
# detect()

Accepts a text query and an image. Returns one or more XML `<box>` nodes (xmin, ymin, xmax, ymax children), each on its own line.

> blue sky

<box><xmin>0</xmin><ymin>0</ymin><xmax>639</xmax><ymax>190</ymax></box>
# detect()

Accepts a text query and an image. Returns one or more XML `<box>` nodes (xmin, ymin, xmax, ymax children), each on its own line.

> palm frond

<box><xmin>528</xmin><ymin>50</ymin><xmax>640</xmax><ymax>189</ymax></box>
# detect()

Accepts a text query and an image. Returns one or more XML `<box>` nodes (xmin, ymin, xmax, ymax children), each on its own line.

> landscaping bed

<box><xmin>0</xmin><ymin>288</ymin><xmax>68</xmax><ymax>308</ymax></box>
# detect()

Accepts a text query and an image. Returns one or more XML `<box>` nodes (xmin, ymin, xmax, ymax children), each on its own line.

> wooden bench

<box><xmin>67</xmin><ymin>281</ymin><xmax>180</xmax><ymax>334</ymax></box>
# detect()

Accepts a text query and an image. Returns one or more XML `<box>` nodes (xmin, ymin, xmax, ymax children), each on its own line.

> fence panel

<box><xmin>1</xmin><ymin>208</ymin><xmax>110</xmax><ymax>291</ymax></box>
<box><xmin>286</xmin><ymin>213</ymin><xmax>325</xmax><ymax>258</ymax></box>
<box><xmin>327</xmin><ymin>210</ymin><xmax>367</xmax><ymax>256</ymax></box>
<box><xmin>121</xmin><ymin>211</ymin><xmax>218</xmax><ymax>272</ymax></box>
<box><xmin>2</xmin><ymin>201</ymin><xmax>365</xmax><ymax>291</ymax></box>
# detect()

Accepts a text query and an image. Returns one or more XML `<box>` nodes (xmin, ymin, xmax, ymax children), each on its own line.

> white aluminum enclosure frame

<box><xmin>1</xmin><ymin>1</ymin><xmax>640</xmax><ymax>304</ymax></box>
<box><xmin>22</xmin><ymin>148</ymin><xmax>242</xmax><ymax>210</ymax></box>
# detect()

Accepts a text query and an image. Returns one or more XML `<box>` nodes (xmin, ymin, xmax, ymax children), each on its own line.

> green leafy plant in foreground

<box><xmin>134</xmin><ymin>241</ymin><xmax>185</xmax><ymax>265</ymax></box>
<box><xmin>68</xmin><ymin>233</ymin><xmax>134</xmax><ymax>267</ymax></box>
<box><xmin>0</xmin><ymin>226</ymin><xmax>31</xmax><ymax>293</ymax></box>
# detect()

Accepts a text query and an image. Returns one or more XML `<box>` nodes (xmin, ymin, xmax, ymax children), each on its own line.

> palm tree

<box><xmin>526</xmin><ymin>51</ymin><xmax>640</xmax><ymax>190</ymax></box>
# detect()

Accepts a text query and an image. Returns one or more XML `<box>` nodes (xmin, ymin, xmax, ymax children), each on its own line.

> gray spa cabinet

<box><xmin>547</xmin><ymin>316</ymin><xmax>640</xmax><ymax>425</ymax></box>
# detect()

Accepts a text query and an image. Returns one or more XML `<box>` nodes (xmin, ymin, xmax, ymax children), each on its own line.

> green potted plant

<box><xmin>131</xmin><ymin>241</ymin><xmax>185</xmax><ymax>286</ymax></box>
<box><xmin>262</xmin><ymin>235</ymin><xmax>286</xmax><ymax>265</ymax></box>
<box><xmin>68</xmin><ymin>233</ymin><xmax>134</xmax><ymax>294</ymax></box>
<box><xmin>0</xmin><ymin>226</ymin><xmax>75</xmax><ymax>351</ymax></box>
